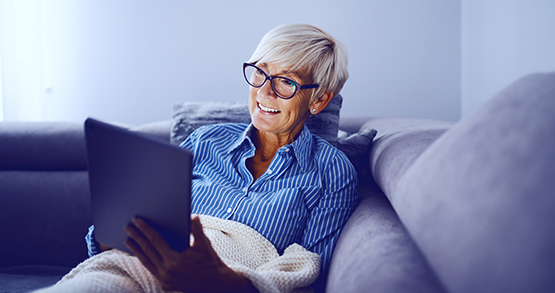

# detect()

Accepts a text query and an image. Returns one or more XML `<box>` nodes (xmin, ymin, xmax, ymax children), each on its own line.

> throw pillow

<box><xmin>337</xmin><ymin>128</ymin><xmax>378</xmax><ymax>174</ymax></box>
<box><xmin>171</xmin><ymin>102</ymin><xmax>250</xmax><ymax>145</ymax></box>
<box><xmin>171</xmin><ymin>95</ymin><xmax>343</xmax><ymax>146</ymax></box>
<box><xmin>305</xmin><ymin>94</ymin><xmax>342</xmax><ymax>146</ymax></box>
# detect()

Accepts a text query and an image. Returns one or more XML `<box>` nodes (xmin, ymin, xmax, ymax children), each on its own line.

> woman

<box><xmin>87</xmin><ymin>23</ymin><xmax>359</xmax><ymax>293</ymax></box>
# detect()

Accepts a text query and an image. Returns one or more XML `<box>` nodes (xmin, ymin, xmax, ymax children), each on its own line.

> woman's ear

<box><xmin>310</xmin><ymin>92</ymin><xmax>334</xmax><ymax>115</ymax></box>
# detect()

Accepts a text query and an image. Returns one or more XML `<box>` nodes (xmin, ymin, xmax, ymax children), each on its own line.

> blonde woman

<box><xmin>86</xmin><ymin>24</ymin><xmax>359</xmax><ymax>293</ymax></box>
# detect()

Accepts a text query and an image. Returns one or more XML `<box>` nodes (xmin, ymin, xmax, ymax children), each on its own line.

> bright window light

<box><xmin>0</xmin><ymin>44</ymin><xmax>3</xmax><ymax>122</ymax></box>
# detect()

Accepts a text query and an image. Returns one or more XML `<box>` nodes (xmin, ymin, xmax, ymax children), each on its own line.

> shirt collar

<box><xmin>226</xmin><ymin>123</ymin><xmax>314</xmax><ymax>171</ymax></box>
<box><xmin>287</xmin><ymin>124</ymin><xmax>313</xmax><ymax>172</ymax></box>
<box><xmin>226</xmin><ymin>123</ymin><xmax>255</xmax><ymax>155</ymax></box>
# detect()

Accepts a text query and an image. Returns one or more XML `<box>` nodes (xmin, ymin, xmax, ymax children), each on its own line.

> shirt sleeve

<box><xmin>85</xmin><ymin>225</ymin><xmax>101</xmax><ymax>258</ymax></box>
<box><xmin>302</xmin><ymin>151</ymin><xmax>361</xmax><ymax>292</ymax></box>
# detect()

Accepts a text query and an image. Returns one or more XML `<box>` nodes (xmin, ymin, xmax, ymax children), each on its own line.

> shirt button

<box><xmin>267</xmin><ymin>169</ymin><xmax>273</xmax><ymax>175</ymax></box>
<box><xmin>227</xmin><ymin>208</ymin><xmax>232</xmax><ymax>213</ymax></box>
<box><xmin>242</xmin><ymin>187</ymin><xmax>248</xmax><ymax>192</ymax></box>
<box><xmin>284</xmin><ymin>148</ymin><xmax>290</xmax><ymax>152</ymax></box>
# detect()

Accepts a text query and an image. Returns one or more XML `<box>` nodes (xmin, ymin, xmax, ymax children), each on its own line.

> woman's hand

<box><xmin>124</xmin><ymin>215</ymin><xmax>258</xmax><ymax>293</ymax></box>
<box><xmin>98</xmin><ymin>242</ymin><xmax>112</xmax><ymax>252</ymax></box>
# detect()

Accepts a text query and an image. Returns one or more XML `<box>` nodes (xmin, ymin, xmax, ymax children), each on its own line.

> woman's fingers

<box><xmin>98</xmin><ymin>242</ymin><xmax>113</xmax><ymax>252</ymax></box>
<box><xmin>132</xmin><ymin>217</ymin><xmax>174</xmax><ymax>254</ymax></box>
<box><xmin>123</xmin><ymin>215</ymin><xmax>253</xmax><ymax>292</ymax></box>
<box><xmin>124</xmin><ymin>235</ymin><xmax>159</xmax><ymax>276</ymax></box>
<box><xmin>131</xmin><ymin>218</ymin><xmax>157</xmax><ymax>243</ymax></box>
<box><xmin>190</xmin><ymin>215</ymin><xmax>210</xmax><ymax>248</ymax></box>
<box><xmin>124</xmin><ymin>220</ymin><xmax>165</xmax><ymax>269</ymax></box>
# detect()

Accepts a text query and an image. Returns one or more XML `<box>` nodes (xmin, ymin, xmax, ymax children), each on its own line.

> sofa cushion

<box><xmin>366</xmin><ymin>118</ymin><xmax>452</xmax><ymax>196</ymax></box>
<box><xmin>0</xmin><ymin>171</ymin><xmax>92</xmax><ymax>268</ymax></box>
<box><xmin>129</xmin><ymin>120</ymin><xmax>172</xmax><ymax>142</ymax></box>
<box><xmin>170</xmin><ymin>94</ymin><xmax>343</xmax><ymax>146</ymax></box>
<box><xmin>391</xmin><ymin>72</ymin><xmax>555</xmax><ymax>293</ymax></box>
<box><xmin>0</xmin><ymin>122</ymin><xmax>87</xmax><ymax>171</ymax></box>
<box><xmin>171</xmin><ymin>102</ymin><xmax>251</xmax><ymax>145</ymax></box>
<box><xmin>327</xmin><ymin>180</ymin><xmax>446</xmax><ymax>293</ymax></box>
<box><xmin>338</xmin><ymin>117</ymin><xmax>374</xmax><ymax>134</ymax></box>
<box><xmin>0</xmin><ymin>265</ymin><xmax>70</xmax><ymax>293</ymax></box>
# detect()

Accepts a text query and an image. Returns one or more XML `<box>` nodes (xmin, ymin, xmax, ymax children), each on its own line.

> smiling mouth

<box><xmin>258</xmin><ymin>102</ymin><xmax>280</xmax><ymax>113</ymax></box>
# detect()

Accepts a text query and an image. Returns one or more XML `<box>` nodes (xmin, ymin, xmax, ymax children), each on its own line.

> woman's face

<box><xmin>248</xmin><ymin>62</ymin><xmax>313</xmax><ymax>141</ymax></box>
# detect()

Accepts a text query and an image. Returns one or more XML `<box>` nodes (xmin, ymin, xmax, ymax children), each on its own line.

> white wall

<box><xmin>0</xmin><ymin>0</ymin><xmax>461</xmax><ymax>124</ymax></box>
<box><xmin>462</xmin><ymin>0</ymin><xmax>555</xmax><ymax>117</ymax></box>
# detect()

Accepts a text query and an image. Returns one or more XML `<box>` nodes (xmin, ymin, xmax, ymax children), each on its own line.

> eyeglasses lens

<box><xmin>244</xmin><ymin>64</ymin><xmax>298</xmax><ymax>99</ymax></box>
<box><xmin>244</xmin><ymin>65</ymin><xmax>265</xmax><ymax>87</ymax></box>
<box><xmin>273</xmin><ymin>77</ymin><xmax>298</xmax><ymax>98</ymax></box>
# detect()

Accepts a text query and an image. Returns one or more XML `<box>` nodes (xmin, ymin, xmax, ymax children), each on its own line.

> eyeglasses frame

<box><xmin>243</xmin><ymin>63</ymin><xmax>319</xmax><ymax>99</ymax></box>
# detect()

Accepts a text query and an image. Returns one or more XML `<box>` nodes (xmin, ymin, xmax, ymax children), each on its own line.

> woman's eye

<box><xmin>284</xmin><ymin>79</ymin><xmax>297</xmax><ymax>89</ymax></box>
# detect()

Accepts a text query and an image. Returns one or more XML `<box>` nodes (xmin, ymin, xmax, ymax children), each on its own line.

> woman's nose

<box><xmin>258</xmin><ymin>80</ymin><xmax>278</xmax><ymax>98</ymax></box>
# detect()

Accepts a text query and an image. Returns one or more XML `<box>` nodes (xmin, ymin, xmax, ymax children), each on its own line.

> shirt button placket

<box><xmin>228</xmin><ymin>187</ymin><xmax>249</xmax><ymax>215</ymax></box>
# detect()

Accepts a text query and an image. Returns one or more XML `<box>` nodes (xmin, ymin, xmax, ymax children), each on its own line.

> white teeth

<box><xmin>259</xmin><ymin>103</ymin><xmax>280</xmax><ymax>113</ymax></box>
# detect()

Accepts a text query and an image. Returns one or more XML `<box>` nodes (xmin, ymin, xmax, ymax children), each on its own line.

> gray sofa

<box><xmin>1</xmin><ymin>72</ymin><xmax>554</xmax><ymax>293</ymax></box>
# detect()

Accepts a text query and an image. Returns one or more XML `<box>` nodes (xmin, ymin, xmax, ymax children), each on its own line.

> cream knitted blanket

<box><xmin>35</xmin><ymin>215</ymin><xmax>320</xmax><ymax>293</ymax></box>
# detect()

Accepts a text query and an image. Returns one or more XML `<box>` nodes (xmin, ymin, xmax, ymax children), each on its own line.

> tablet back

<box><xmin>85</xmin><ymin>118</ymin><xmax>191</xmax><ymax>253</ymax></box>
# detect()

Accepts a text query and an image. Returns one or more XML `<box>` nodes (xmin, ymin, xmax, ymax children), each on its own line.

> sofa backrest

<box><xmin>0</xmin><ymin>122</ymin><xmax>92</xmax><ymax>268</ymax></box>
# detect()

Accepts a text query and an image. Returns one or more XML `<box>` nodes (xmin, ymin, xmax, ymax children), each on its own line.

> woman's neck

<box><xmin>247</xmin><ymin>128</ymin><xmax>299</xmax><ymax>180</ymax></box>
<box><xmin>253</xmin><ymin>131</ymin><xmax>290</xmax><ymax>159</ymax></box>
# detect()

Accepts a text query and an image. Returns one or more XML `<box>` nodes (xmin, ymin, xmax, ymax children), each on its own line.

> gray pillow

<box><xmin>171</xmin><ymin>102</ymin><xmax>250</xmax><ymax>145</ymax></box>
<box><xmin>306</xmin><ymin>94</ymin><xmax>342</xmax><ymax>146</ymax></box>
<box><xmin>337</xmin><ymin>128</ymin><xmax>377</xmax><ymax>173</ymax></box>
<box><xmin>171</xmin><ymin>95</ymin><xmax>343</xmax><ymax>146</ymax></box>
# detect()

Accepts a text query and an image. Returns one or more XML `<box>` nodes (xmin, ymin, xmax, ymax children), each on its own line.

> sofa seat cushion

<box><xmin>0</xmin><ymin>171</ymin><xmax>92</xmax><ymax>268</ymax></box>
<box><xmin>392</xmin><ymin>72</ymin><xmax>555</xmax><ymax>293</ymax></box>
<box><xmin>0</xmin><ymin>265</ymin><xmax>70</xmax><ymax>293</ymax></box>
<box><xmin>327</xmin><ymin>180</ymin><xmax>445</xmax><ymax>293</ymax></box>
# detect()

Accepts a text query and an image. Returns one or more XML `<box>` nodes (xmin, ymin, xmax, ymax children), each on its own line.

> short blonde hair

<box><xmin>248</xmin><ymin>24</ymin><xmax>348</xmax><ymax>102</ymax></box>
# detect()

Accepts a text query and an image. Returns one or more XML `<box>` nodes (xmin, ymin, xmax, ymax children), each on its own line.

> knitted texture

<box><xmin>201</xmin><ymin>215</ymin><xmax>321</xmax><ymax>293</ymax></box>
<box><xmin>34</xmin><ymin>215</ymin><xmax>320</xmax><ymax>293</ymax></box>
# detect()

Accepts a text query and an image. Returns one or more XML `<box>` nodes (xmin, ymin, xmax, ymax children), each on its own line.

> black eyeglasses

<box><xmin>243</xmin><ymin>63</ymin><xmax>319</xmax><ymax>99</ymax></box>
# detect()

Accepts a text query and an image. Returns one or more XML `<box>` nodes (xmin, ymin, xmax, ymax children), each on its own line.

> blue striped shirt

<box><xmin>86</xmin><ymin>123</ymin><xmax>360</xmax><ymax>289</ymax></box>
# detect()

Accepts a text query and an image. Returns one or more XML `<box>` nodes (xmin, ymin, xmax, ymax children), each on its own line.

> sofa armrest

<box><xmin>338</xmin><ymin>117</ymin><xmax>373</xmax><ymax>134</ymax></box>
<box><xmin>364</xmin><ymin>118</ymin><xmax>452</xmax><ymax>197</ymax></box>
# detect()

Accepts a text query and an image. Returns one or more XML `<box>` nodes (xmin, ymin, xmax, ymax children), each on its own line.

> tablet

<box><xmin>85</xmin><ymin>118</ymin><xmax>192</xmax><ymax>253</ymax></box>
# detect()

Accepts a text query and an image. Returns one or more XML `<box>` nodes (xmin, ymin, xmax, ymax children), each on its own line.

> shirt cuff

<box><xmin>85</xmin><ymin>225</ymin><xmax>100</xmax><ymax>257</ymax></box>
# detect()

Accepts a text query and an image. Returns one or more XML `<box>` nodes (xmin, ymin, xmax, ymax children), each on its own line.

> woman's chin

<box><xmin>251</xmin><ymin>116</ymin><xmax>278</xmax><ymax>134</ymax></box>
